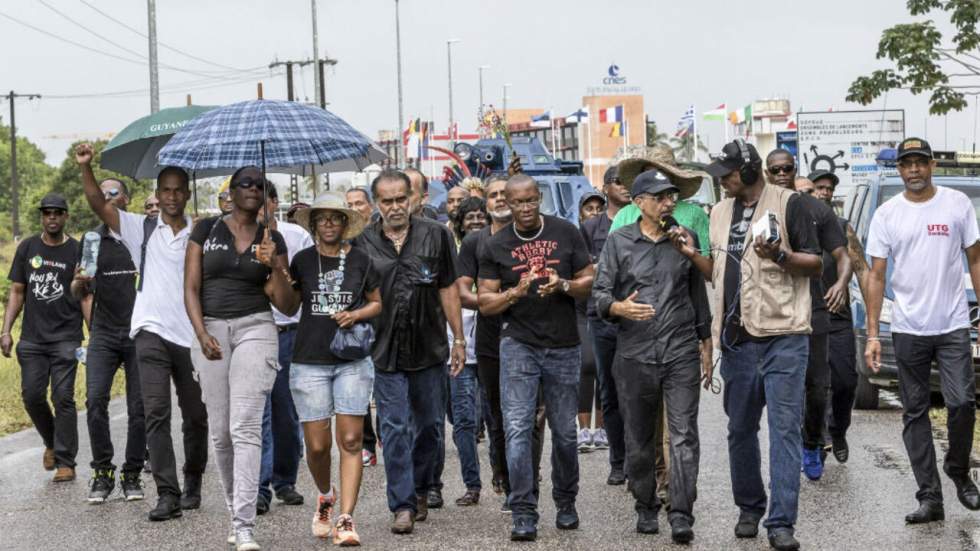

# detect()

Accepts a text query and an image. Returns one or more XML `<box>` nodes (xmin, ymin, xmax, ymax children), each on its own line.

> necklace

<box><xmin>384</xmin><ymin>225</ymin><xmax>409</xmax><ymax>253</ymax></box>
<box><xmin>316</xmin><ymin>246</ymin><xmax>347</xmax><ymax>300</ymax></box>
<box><xmin>513</xmin><ymin>216</ymin><xmax>545</xmax><ymax>242</ymax></box>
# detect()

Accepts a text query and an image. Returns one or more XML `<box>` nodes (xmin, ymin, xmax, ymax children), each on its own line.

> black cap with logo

<box><xmin>603</xmin><ymin>165</ymin><xmax>620</xmax><ymax>186</ymax></box>
<box><xmin>897</xmin><ymin>137</ymin><xmax>933</xmax><ymax>160</ymax></box>
<box><xmin>705</xmin><ymin>140</ymin><xmax>762</xmax><ymax>179</ymax></box>
<box><xmin>38</xmin><ymin>192</ymin><xmax>69</xmax><ymax>212</ymax></box>
<box><xmin>807</xmin><ymin>169</ymin><xmax>840</xmax><ymax>187</ymax></box>
<box><xmin>630</xmin><ymin>169</ymin><xmax>679</xmax><ymax>199</ymax></box>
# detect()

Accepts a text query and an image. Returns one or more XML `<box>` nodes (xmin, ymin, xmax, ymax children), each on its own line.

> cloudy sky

<box><xmin>2</xmin><ymin>0</ymin><xmax>976</xmax><ymax>167</ymax></box>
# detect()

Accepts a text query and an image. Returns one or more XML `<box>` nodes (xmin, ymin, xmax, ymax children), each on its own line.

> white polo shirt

<box><xmin>117</xmin><ymin>210</ymin><xmax>195</xmax><ymax>347</ymax></box>
<box><xmin>273</xmin><ymin>220</ymin><xmax>314</xmax><ymax>326</ymax></box>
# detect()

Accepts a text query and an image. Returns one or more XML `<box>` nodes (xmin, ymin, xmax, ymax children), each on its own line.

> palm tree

<box><xmin>670</xmin><ymin>133</ymin><xmax>709</xmax><ymax>163</ymax></box>
<box><xmin>645</xmin><ymin>121</ymin><xmax>670</xmax><ymax>147</ymax></box>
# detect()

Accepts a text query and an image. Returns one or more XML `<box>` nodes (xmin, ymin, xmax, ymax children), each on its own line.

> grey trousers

<box><xmin>192</xmin><ymin>311</ymin><xmax>279</xmax><ymax>530</ymax></box>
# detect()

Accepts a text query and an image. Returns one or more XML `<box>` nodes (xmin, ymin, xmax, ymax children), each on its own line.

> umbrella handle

<box><xmin>261</xmin><ymin>140</ymin><xmax>270</xmax><ymax>226</ymax></box>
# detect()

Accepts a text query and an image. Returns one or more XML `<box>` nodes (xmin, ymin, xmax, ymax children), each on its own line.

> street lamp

<box><xmin>394</xmin><ymin>0</ymin><xmax>405</xmax><ymax>167</ymax></box>
<box><xmin>502</xmin><ymin>82</ymin><xmax>512</xmax><ymax>125</ymax></box>
<box><xmin>478</xmin><ymin>65</ymin><xmax>491</xmax><ymax>112</ymax></box>
<box><xmin>447</xmin><ymin>38</ymin><xmax>461</xmax><ymax>144</ymax></box>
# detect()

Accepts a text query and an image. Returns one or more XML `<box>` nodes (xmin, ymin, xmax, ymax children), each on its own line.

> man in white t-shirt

<box><xmin>257</xmin><ymin>186</ymin><xmax>313</xmax><ymax>513</ymax></box>
<box><xmin>77</xmin><ymin>144</ymin><xmax>209</xmax><ymax>522</ymax></box>
<box><xmin>865</xmin><ymin>137</ymin><xmax>980</xmax><ymax>525</ymax></box>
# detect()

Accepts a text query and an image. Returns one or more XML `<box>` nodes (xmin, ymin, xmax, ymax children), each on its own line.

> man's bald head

<box><xmin>794</xmin><ymin>177</ymin><xmax>815</xmax><ymax>195</ymax></box>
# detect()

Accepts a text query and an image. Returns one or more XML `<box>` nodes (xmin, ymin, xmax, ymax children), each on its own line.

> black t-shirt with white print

<box><xmin>289</xmin><ymin>245</ymin><xmax>380</xmax><ymax>365</ymax></box>
<box><xmin>188</xmin><ymin>216</ymin><xmax>286</xmax><ymax>320</ymax></box>
<box><xmin>478</xmin><ymin>215</ymin><xmax>591</xmax><ymax>349</ymax></box>
<box><xmin>8</xmin><ymin>234</ymin><xmax>83</xmax><ymax>344</ymax></box>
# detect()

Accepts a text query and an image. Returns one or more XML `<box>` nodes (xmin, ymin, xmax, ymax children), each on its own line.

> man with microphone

<box><xmin>592</xmin><ymin>169</ymin><xmax>712</xmax><ymax>544</ymax></box>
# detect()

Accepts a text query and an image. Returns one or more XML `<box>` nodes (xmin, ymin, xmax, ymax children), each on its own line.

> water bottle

<box><xmin>81</xmin><ymin>231</ymin><xmax>101</xmax><ymax>277</ymax></box>
<box><xmin>74</xmin><ymin>346</ymin><xmax>87</xmax><ymax>365</ymax></box>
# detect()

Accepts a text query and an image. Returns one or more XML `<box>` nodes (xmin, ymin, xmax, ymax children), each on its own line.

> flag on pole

<box><xmin>703</xmin><ymin>104</ymin><xmax>727</xmax><ymax>121</ymax></box>
<box><xmin>531</xmin><ymin>110</ymin><xmax>552</xmax><ymax>128</ymax></box>
<box><xmin>565</xmin><ymin>107</ymin><xmax>589</xmax><ymax>123</ymax></box>
<box><xmin>610</xmin><ymin>122</ymin><xmax>624</xmax><ymax>137</ymax></box>
<box><xmin>599</xmin><ymin>105</ymin><xmax>624</xmax><ymax>123</ymax></box>
<box><xmin>675</xmin><ymin>105</ymin><xmax>695</xmax><ymax>138</ymax></box>
<box><xmin>728</xmin><ymin>104</ymin><xmax>752</xmax><ymax>125</ymax></box>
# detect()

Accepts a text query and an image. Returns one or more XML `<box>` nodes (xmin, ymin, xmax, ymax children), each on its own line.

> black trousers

<box><xmin>802</xmin><ymin>331</ymin><xmax>830</xmax><ymax>449</ymax></box>
<box><xmin>17</xmin><ymin>340</ymin><xmax>80</xmax><ymax>468</ymax></box>
<box><xmin>476</xmin><ymin>354</ymin><xmax>544</xmax><ymax>493</ymax></box>
<box><xmin>827</xmin><ymin>325</ymin><xmax>857</xmax><ymax>439</ymax></box>
<box><xmin>86</xmin><ymin>325</ymin><xmax>145</xmax><ymax>473</ymax></box>
<box><xmin>362</xmin><ymin>412</ymin><xmax>378</xmax><ymax>454</ymax></box>
<box><xmin>613</xmin><ymin>353</ymin><xmax>701</xmax><ymax>523</ymax></box>
<box><xmin>588</xmin><ymin>318</ymin><xmax>627</xmax><ymax>471</ymax></box>
<box><xmin>134</xmin><ymin>330</ymin><xmax>209</xmax><ymax>498</ymax></box>
<box><xmin>894</xmin><ymin>329</ymin><xmax>976</xmax><ymax>504</ymax></box>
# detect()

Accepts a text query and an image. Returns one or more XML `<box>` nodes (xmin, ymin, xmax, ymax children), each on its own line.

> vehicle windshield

<box><xmin>537</xmin><ymin>184</ymin><xmax>557</xmax><ymax>216</ymax></box>
<box><xmin>879</xmin><ymin>184</ymin><xmax>980</xmax><ymax>230</ymax></box>
<box><xmin>686</xmin><ymin>175</ymin><xmax>716</xmax><ymax>206</ymax></box>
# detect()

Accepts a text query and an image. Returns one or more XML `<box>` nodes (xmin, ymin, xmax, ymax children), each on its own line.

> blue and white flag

<box><xmin>565</xmin><ymin>107</ymin><xmax>589</xmax><ymax>124</ymax></box>
<box><xmin>530</xmin><ymin>109</ymin><xmax>553</xmax><ymax>128</ymax></box>
<box><xmin>675</xmin><ymin>105</ymin><xmax>695</xmax><ymax>138</ymax></box>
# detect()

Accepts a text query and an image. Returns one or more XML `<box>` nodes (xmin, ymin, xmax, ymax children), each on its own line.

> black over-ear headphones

<box><xmin>733</xmin><ymin>138</ymin><xmax>760</xmax><ymax>185</ymax></box>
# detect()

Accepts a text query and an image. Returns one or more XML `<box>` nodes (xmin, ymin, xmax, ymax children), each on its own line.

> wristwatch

<box><xmin>559</xmin><ymin>279</ymin><xmax>571</xmax><ymax>294</ymax></box>
<box><xmin>774</xmin><ymin>250</ymin><xmax>788</xmax><ymax>265</ymax></box>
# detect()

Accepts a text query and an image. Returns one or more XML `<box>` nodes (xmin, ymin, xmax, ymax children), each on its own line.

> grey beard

<box><xmin>489</xmin><ymin>209</ymin><xmax>513</xmax><ymax>223</ymax></box>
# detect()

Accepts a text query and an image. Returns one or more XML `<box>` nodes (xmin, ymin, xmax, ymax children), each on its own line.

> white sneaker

<box><xmin>592</xmin><ymin>428</ymin><xmax>609</xmax><ymax>450</ymax></box>
<box><xmin>312</xmin><ymin>488</ymin><xmax>336</xmax><ymax>539</ymax></box>
<box><xmin>577</xmin><ymin>429</ymin><xmax>593</xmax><ymax>452</ymax></box>
<box><xmin>227</xmin><ymin>526</ymin><xmax>235</xmax><ymax>545</ymax></box>
<box><xmin>235</xmin><ymin>528</ymin><xmax>260</xmax><ymax>551</ymax></box>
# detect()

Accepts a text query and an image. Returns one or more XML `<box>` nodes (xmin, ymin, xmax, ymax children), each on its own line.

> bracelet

<box><xmin>866</xmin><ymin>336</ymin><xmax>880</xmax><ymax>341</ymax></box>
<box><xmin>453</xmin><ymin>338</ymin><xmax>466</xmax><ymax>346</ymax></box>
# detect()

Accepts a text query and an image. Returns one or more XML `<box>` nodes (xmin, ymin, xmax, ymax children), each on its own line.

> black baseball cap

<box><xmin>897</xmin><ymin>137</ymin><xmax>933</xmax><ymax>160</ymax></box>
<box><xmin>807</xmin><ymin>169</ymin><xmax>839</xmax><ymax>186</ymax></box>
<box><xmin>705</xmin><ymin>140</ymin><xmax>762</xmax><ymax>179</ymax></box>
<box><xmin>38</xmin><ymin>192</ymin><xmax>68</xmax><ymax>212</ymax></box>
<box><xmin>630</xmin><ymin>169</ymin><xmax>679</xmax><ymax>199</ymax></box>
<box><xmin>579</xmin><ymin>190</ymin><xmax>606</xmax><ymax>209</ymax></box>
<box><xmin>603</xmin><ymin>165</ymin><xmax>620</xmax><ymax>186</ymax></box>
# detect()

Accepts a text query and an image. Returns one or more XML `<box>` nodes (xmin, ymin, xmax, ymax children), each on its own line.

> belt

<box><xmin>277</xmin><ymin>324</ymin><xmax>298</xmax><ymax>334</ymax></box>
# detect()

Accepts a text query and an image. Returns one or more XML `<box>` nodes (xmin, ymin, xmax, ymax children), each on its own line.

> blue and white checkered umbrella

<box><xmin>157</xmin><ymin>99</ymin><xmax>386</xmax><ymax>173</ymax></box>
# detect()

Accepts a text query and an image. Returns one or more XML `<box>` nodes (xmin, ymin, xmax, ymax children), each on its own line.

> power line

<box><xmin>42</xmin><ymin>71</ymin><xmax>283</xmax><ymax>100</ymax></box>
<box><xmin>0</xmin><ymin>9</ymin><xmax>264</xmax><ymax>79</ymax></box>
<box><xmin>77</xmin><ymin>0</ymin><xmax>247</xmax><ymax>72</ymax></box>
<box><xmin>39</xmin><ymin>0</ymin><xmax>148</xmax><ymax>62</ymax></box>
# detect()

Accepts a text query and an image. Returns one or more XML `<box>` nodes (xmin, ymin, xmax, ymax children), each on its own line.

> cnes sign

<box><xmin>603</xmin><ymin>64</ymin><xmax>626</xmax><ymax>85</ymax></box>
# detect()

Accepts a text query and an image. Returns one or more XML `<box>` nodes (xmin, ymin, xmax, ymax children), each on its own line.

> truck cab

<box><xmin>847</xmin><ymin>151</ymin><xmax>980</xmax><ymax>408</ymax></box>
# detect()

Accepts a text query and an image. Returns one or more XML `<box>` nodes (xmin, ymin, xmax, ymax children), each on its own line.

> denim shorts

<box><xmin>289</xmin><ymin>357</ymin><xmax>375</xmax><ymax>422</ymax></box>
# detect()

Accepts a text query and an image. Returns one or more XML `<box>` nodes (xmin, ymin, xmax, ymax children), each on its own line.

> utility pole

<box><xmin>311</xmin><ymin>0</ymin><xmax>321</xmax><ymax>110</ymax></box>
<box><xmin>503</xmin><ymin>83</ymin><xmax>511</xmax><ymax>125</ymax></box>
<box><xmin>394</xmin><ymin>0</ymin><xmax>404</xmax><ymax>167</ymax></box>
<box><xmin>478</xmin><ymin>65</ymin><xmax>490</xmax><ymax>113</ymax></box>
<box><xmin>318</xmin><ymin>57</ymin><xmax>338</xmax><ymax>108</ymax></box>
<box><xmin>147</xmin><ymin>0</ymin><xmax>159</xmax><ymax>113</ymax></box>
<box><xmin>447</xmin><ymin>39</ymin><xmax>460</xmax><ymax>145</ymax></box>
<box><xmin>7</xmin><ymin>91</ymin><xmax>41</xmax><ymax>240</ymax></box>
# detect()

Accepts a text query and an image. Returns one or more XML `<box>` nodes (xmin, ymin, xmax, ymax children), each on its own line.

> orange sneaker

<box><xmin>311</xmin><ymin>489</ymin><xmax>335</xmax><ymax>539</ymax></box>
<box><xmin>333</xmin><ymin>514</ymin><xmax>360</xmax><ymax>546</ymax></box>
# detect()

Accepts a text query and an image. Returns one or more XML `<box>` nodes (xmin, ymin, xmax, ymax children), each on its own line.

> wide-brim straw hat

<box><xmin>293</xmin><ymin>191</ymin><xmax>366</xmax><ymax>241</ymax></box>
<box><xmin>616</xmin><ymin>144</ymin><xmax>706</xmax><ymax>200</ymax></box>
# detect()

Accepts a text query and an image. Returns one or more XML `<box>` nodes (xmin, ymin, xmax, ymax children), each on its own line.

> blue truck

<box><xmin>846</xmin><ymin>151</ymin><xmax>980</xmax><ymax>408</ymax></box>
<box><xmin>427</xmin><ymin>136</ymin><xmax>595</xmax><ymax>226</ymax></box>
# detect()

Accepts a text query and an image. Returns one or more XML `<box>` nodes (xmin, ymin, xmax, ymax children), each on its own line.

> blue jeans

<box><xmin>721</xmin><ymin>334</ymin><xmax>807</xmax><ymax>531</ymax></box>
<box><xmin>374</xmin><ymin>364</ymin><xmax>447</xmax><ymax>513</ymax></box>
<box><xmin>450</xmin><ymin>363</ymin><xmax>482</xmax><ymax>490</ymax></box>
<box><xmin>259</xmin><ymin>327</ymin><xmax>303</xmax><ymax>500</ymax></box>
<box><xmin>500</xmin><ymin>337</ymin><xmax>580</xmax><ymax>522</ymax></box>
<box><xmin>588</xmin><ymin>318</ymin><xmax>626</xmax><ymax>471</ymax></box>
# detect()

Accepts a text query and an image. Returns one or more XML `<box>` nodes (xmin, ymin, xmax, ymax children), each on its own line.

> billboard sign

<box><xmin>796</xmin><ymin>110</ymin><xmax>905</xmax><ymax>190</ymax></box>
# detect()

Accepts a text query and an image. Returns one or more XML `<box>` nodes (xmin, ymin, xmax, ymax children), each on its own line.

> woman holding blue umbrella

<box><xmin>183</xmin><ymin>166</ymin><xmax>294</xmax><ymax>551</ymax></box>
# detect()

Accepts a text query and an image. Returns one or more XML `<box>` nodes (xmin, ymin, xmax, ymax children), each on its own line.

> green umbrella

<box><xmin>101</xmin><ymin>105</ymin><xmax>217</xmax><ymax>179</ymax></box>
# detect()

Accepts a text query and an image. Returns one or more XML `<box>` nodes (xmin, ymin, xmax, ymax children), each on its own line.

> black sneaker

<box><xmin>180</xmin><ymin>474</ymin><xmax>202</xmax><ymax>510</ymax></box>
<box><xmin>511</xmin><ymin>516</ymin><xmax>537</xmax><ymax>542</ymax></box>
<box><xmin>671</xmin><ymin>517</ymin><xmax>695</xmax><ymax>544</ymax></box>
<box><xmin>606</xmin><ymin>468</ymin><xmax>626</xmax><ymax>486</ymax></box>
<box><xmin>735</xmin><ymin>511</ymin><xmax>761</xmax><ymax>538</ymax></box>
<box><xmin>500</xmin><ymin>494</ymin><xmax>512</xmax><ymax>514</ymax></box>
<box><xmin>427</xmin><ymin>488</ymin><xmax>444</xmax><ymax>509</ymax></box>
<box><xmin>120</xmin><ymin>471</ymin><xmax>144</xmax><ymax>501</ymax></box>
<box><xmin>768</xmin><ymin>527</ymin><xmax>800</xmax><ymax>551</ymax></box>
<box><xmin>555</xmin><ymin>503</ymin><xmax>579</xmax><ymax>530</ymax></box>
<box><xmin>87</xmin><ymin>469</ymin><xmax>115</xmax><ymax>504</ymax></box>
<box><xmin>636</xmin><ymin>509</ymin><xmax>659</xmax><ymax>534</ymax></box>
<box><xmin>275</xmin><ymin>485</ymin><xmax>304</xmax><ymax>506</ymax></box>
<box><xmin>256</xmin><ymin>492</ymin><xmax>271</xmax><ymax>516</ymax></box>
<box><xmin>832</xmin><ymin>435</ymin><xmax>849</xmax><ymax>463</ymax></box>
<box><xmin>148</xmin><ymin>494</ymin><xmax>182</xmax><ymax>521</ymax></box>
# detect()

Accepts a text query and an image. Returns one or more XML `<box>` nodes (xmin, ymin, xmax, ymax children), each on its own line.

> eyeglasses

<box><xmin>40</xmin><ymin>208</ymin><xmax>65</xmax><ymax>217</ymax></box>
<box><xmin>898</xmin><ymin>157</ymin><xmax>931</xmax><ymax>169</ymax></box>
<box><xmin>103</xmin><ymin>189</ymin><xmax>121</xmax><ymax>199</ymax></box>
<box><xmin>315</xmin><ymin>213</ymin><xmax>348</xmax><ymax>226</ymax></box>
<box><xmin>767</xmin><ymin>165</ymin><xmax>795</xmax><ymax>175</ymax></box>
<box><xmin>232</xmin><ymin>177</ymin><xmax>267</xmax><ymax>190</ymax></box>
<box><xmin>509</xmin><ymin>199</ymin><xmax>540</xmax><ymax>210</ymax></box>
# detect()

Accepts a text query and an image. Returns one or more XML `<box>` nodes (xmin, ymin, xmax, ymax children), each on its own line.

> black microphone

<box><xmin>661</xmin><ymin>215</ymin><xmax>687</xmax><ymax>244</ymax></box>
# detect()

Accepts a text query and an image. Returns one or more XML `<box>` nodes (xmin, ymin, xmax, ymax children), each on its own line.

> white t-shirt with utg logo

<box><xmin>866</xmin><ymin>185</ymin><xmax>980</xmax><ymax>335</ymax></box>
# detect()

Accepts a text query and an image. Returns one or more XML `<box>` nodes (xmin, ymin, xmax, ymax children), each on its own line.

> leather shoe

<box><xmin>426</xmin><ymin>487</ymin><xmax>444</xmax><ymax>508</ymax></box>
<box><xmin>415</xmin><ymin>494</ymin><xmax>428</xmax><ymax>522</ymax></box>
<box><xmin>180</xmin><ymin>474</ymin><xmax>202</xmax><ymax>510</ymax></box>
<box><xmin>42</xmin><ymin>448</ymin><xmax>55</xmax><ymax>471</ymax></box>
<box><xmin>390</xmin><ymin>510</ymin><xmax>414</xmax><ymax>534</ymax></box>
<box><xmin>148</xmin><ymin>494</ymin><xmax>182</xmax><ymax>521</ymax></box>
<box><xmin>768</xmin><ymin>528</ymin><xmax>800</xmax><ymax>551</ymax></box>
<box><xmin>256</xmin><ymin>493</ymin><xmax>270</xmax><ymax>516</ymax></box>
<box><xmin>276</xmin><ymin>486</ymin><xmax>305</xmax><ymax>506</ymax></box>
<box><xmin>511</xmin><ymin>517</ymin><xmax>537</xmax><ymax>542</ymax></box>
<box><xmin>905</xmin><ymin>501</ymin><xmax>944</xmax><ymax>524</ymax></box>
<box><xmin>735</xmin><ymin>511</ymin><xmax>760</xmax><ymax>538</ymax></box>
<box><xmin>636</xmin><ymin>508</ymin><xmax>659</xmax><ymax>534</ymax></box>
<box><xmin>953</xmin><ymin>477</ymin><xmax>980</xmax><ymax>511</ymax></box>
<box><xmin>52</xmin><ymin>466</ymin><xmax>76</xmax><ymax>482</ymax></box>
<box><xmin>671</xmin><ymin>517</ymin><xmax>694</xmax><ymax>544</ymax></box>
<box><xmin>455</xmin><ymin>489</ymin><xmax>480</xmax><ymax>506</ymax></box>
<box><xmin>606</xmin><ymin>468</ymin><xmax>626</xmax><ymax>486</ymax></box>
<box><xmin>555</xmin><ymin>503</ymin><xmax>579</xmax><ymax>530</ymax></box>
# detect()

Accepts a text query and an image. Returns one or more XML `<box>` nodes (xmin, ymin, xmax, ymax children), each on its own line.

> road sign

<box><xmin>797</xmin><ymin>110</ymin><xmax>905</xmax><ymax>191</ymax></box>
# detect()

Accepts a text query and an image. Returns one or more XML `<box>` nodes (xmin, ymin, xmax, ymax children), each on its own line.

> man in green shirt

<box><xmin>608</xmin><ymin>146</ymin><xmax>710</xmax><ymax>255</ymax></box>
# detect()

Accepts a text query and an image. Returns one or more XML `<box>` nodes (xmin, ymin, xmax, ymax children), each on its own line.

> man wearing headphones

<box><xmin>694</xmin><ymin>140</ymin><xmax>821</xmax><ymax>551</ymax></box>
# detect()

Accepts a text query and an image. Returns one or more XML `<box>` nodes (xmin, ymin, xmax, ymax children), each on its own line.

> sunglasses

<box><xmin>41</xmin><ymin>208</ymin><xmax>65</xmax><ymax>217</ymax></box>
<box><xmin>232</xmin><ymin>177</ymin><xmax>267</xmax><ymax>190</ymax></box>
<box><xmin>768</xmin><ymin>165</ymin><xmax>795</xmax><ymax>175</ymax></box>
<box><xmin>104</xmin><ymin>189</ymin><xmax>121</xmax><ymax>199</ymax></box>
<box><xmin>315</xmin><ymin>213</ymin><xmax>348</xmax><ymax>226</ymax></box>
